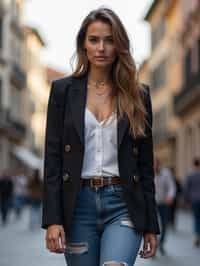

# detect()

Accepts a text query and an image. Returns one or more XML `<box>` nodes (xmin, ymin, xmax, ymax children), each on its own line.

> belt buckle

<box><xmin>90</xmin><ymin>176</ymin><xmax>104</xmax><ymax>189</ymax></box>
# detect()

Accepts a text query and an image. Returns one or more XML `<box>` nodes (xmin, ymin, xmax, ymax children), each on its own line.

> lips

<box><xmin>95</xmin><ymin>56</ymin><xmax>108</xmax><ymax>60</ymax></box>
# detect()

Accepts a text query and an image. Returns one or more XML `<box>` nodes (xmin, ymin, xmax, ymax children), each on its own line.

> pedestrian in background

<box><xmin>168</xmin><ymin>167</ymin><xmax>182</xmax><ymax>231</ymax></box>
<box><xmin>154</xmin><ymin>158</ymin><xmax>176</xmax><ymax>255</ymax></box>
<box><xmin>13</xmin><ymin>170</ymin><xmax>28</xmax><ymax>220</ymax></box>
<box><xmin>184</xmin><ymin>158</ymin><xmax>200</xmax><ymax>247</ymax></box>
<box><xmin>28</xmin><ymin>168</ymin><xmax>43</xmax><ymax>230</ymax></box>
<box><xmin>42</xmin><ymin>7</ymin><xmax>160</xmax><ymax>266</ymax></box>
<box><xmin>0</xmin><ymin>169</ymin><xmax>13</xmax><ymax>225</ymax></box>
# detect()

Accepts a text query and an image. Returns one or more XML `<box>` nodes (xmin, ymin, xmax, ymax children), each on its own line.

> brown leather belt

<box><xmin>80</xmin><ymin>176</ymin><xmax>121</xmax><ymax>189</ymax></box>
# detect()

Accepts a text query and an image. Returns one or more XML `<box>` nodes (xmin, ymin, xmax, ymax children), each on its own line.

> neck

<box><xmin>88</xmin><ymin>66</ymin><xmax>112</xmax><ymax>83</ymax></box>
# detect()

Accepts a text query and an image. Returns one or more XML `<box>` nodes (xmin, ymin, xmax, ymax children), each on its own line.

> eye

<box><xmin>106</xmin><ymin>38</ymin><xmax>114</xmax><ymax>44</ymax></box>
<box><xmin>89</xmin><ymin>37</ymin><xmax>98</xmax><ymax>43</ymax></box>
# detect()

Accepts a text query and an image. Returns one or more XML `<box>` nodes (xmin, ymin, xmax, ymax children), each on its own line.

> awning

<box><xmin>12</xmin><ymin>145</ymin><xmax>43</xmax><ymax>170</ymax></box>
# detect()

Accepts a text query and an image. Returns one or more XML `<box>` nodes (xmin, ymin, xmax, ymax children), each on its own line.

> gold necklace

<box><xmin>88</xmin><ymin>79</ymin><xmax>112</xmax><ymax>96</ymax></box>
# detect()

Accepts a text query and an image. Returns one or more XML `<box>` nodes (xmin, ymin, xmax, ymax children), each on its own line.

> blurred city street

<box><xmin>0</xmin><ymin>1</ymin><xmax>200</xmax><ymax>266</ymax></box>
<box><xmin>0</xmin><ymin>208</ymin><xmax>200</xmax><ymax>266</ymax></box>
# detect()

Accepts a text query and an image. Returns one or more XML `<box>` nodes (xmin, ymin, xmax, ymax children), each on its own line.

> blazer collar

<box><xmin>68</xmin><ymin>73</ymin><xmax>129</xmax><ymax>149</ymax></box>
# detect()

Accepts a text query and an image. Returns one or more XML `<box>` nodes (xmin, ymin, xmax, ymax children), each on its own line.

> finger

<box><xmin>48</xmin><ymin>239</ymin><xmax>55</xmax><ymax>252</ymax></box>
<box><xmin>142</xmin><ymin>248</ymin><xmax>154</xmax><ymax>258</ymax></box>
<box><xmin>46</xmin><ymin>237</ymin><xmax>52</xmax><ymax>251</ymax></box>
<box><xmin>150</xmin><ymin>238</ymin><xmax>157</xmax><ymax>257</ymax></box>
<box><xmin>143</xmin><ymin>239</ymin><xmax>157</xmax><ymax>258</ymax></box>
<box><xmin>47</xmin><ymin>234</ymin><xmax>57</xmax><ymax>253</ymax></box>
<box><xmin>143</xmin><ymin>238</ymin><xmax>148</xmax><ymax>252</ymax></box>
<box><xmin>142</xmin><ymin>244</ymin><xmax>150</xmax><ymax>258</ymax></box>
<box><xmin>52</xmin><ymin>230</ymin><xmax>66</xmax><ymax>254</ymax></box>
<box><xmin>54</xmin><ymin>238</ymin><xmax>64</xmax><ymax>253</ymax></box>
<box><xmin>54</xmin><ymin>237</ymin><xmax>62</xmax><ymax>252</ymax></box>
<box><xmin>60</xmin><ymin>229</ymin><xmax>66</xmax><ymax>250</ymax></box>
<box><xmin>139</xmin><ymin>237</ymin><xmax>148</xmax><ymax>258</ymax></box>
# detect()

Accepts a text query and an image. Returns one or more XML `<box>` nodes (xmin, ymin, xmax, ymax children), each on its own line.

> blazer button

<box><xmin>133</xmin><ymin>147</ymin><xmax>138</xmax><ymax>155</ymax></box>
<box><xmin>64</xmin><ymin>144</ymin><xmax>71</xmax><ymax>152</ymax></box>
<box><xmin>132</xmin><ymin>174</ymin><xmax>140</xmax><ymax>183</ymax></box>
<box><xmin>63</xmin><ymin>173</ymin><xmax>70</xmax><ymax>182</ymax></box>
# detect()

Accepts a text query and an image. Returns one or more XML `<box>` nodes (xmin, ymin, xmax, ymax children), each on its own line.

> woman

<box><xmin>42</xmin><ymin>7</ymin><xmax>160</xmax><ymax>266</ymax></box>
<box><xmin>28</xmin><ymin>168</ymin><xmax>43</xmax><ymax>230</ymax></box>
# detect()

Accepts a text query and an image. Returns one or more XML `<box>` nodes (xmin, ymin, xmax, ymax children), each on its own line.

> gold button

<box><xmin>133</xmin><ymin>175</ymin><xmax>139</xmax><ymax>182</ymax></box>
<box><xmin>65</xmin><ymin>144</ymin><xmax>71</xmax><ymax>152</ymax></box>
<box><xmin>133</xmin><ymin>147</ymin><xmax>138</xmax><ymax>155</ymax></box>
<box><xmin>63</xmin><ymin>173</ymin><xmax>70</xmax><ymax>182</ymax></box>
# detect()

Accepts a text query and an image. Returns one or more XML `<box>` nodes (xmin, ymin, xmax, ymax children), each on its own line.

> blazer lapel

<box><xmin>68</xmin><ymin>73</ymin><xmax>129</xmax><ymax>149</ymax></box>
<box><xmin>68</xmin><ymin>74</ymin><xmax>88</xmax><ymax>147</ymax></box>
<box><xmin>117</xmin><ymin>109</ymin><xmax>129</xmax><ymax>148</ymax></box>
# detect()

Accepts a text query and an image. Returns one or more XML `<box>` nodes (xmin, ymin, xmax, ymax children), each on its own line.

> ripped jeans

<box><xmin>64</xmin><ymin>183</ymin><xmax>142</xmax><ymax>266</ymax></box>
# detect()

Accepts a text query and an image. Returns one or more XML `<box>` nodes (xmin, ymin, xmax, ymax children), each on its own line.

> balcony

<box><xmin>0</xmin><ymin>108</ymin><xmax>10</xmax><ymax>131</ymax></box>
<box><xmin>0</xmin><ymin>108</ymin><xmax>26</xmax><ymax>140</ymax></box>
<box><xmin>10</xmin><ymin>62</ymin><xmax>26</xmax><ymax>89</ymax></box>
<box><xmin>7</xmin><ymin>114</ymin><xmax>26</xmax><ymax>141</ymax></box>
<box><xmin>0</xmin><ymin>3</ymin><xmax>6</xmax><ymax>15</ymax></box>
<box><xmin>0</xmin><ymin>55</ymin><xmax>6</xmax><ymax>65</ymax></box>
<box><xmin>10</xmin><ymin>18</ymin><xmax>24</xmax><ymax>39</ymax></box>
<box><xmin>153</xmin><ymin>128</ymin><xmax>172</xmax><ymax>145</ymax></box>
<box><xmin>150</xmin><ymin>58</ymin><xmax>167</xmax><ymax>91</ymax></box>
<box><xmin>174</xmin><ymin>74</ymin><xmax>200</xmax><ymax>115</ymax></box>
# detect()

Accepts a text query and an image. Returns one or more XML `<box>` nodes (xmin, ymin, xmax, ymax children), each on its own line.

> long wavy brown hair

<box><xmin>71</xmin><ymin>7</ymin><xmax>147</xmax><ymax>138</ymax></box>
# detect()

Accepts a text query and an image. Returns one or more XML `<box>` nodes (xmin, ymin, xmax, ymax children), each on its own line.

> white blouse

<box><xmin>81</xmin><ymin>107</ymin><xmax>120</xmax><ymax>179</ymax></box>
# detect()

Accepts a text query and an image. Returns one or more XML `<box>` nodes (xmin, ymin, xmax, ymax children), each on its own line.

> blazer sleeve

<box><xmin>138</xmin><ymin>85</ymin><xmax>160</xmax><ymax>234</ymax></box>
<box><xmin>42</xmin><ymin>81</ymin><xmax>64</xmax><ymax>229</ymax></box>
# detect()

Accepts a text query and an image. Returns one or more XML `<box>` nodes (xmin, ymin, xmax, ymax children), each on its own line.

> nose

<box><xmin>98</xmin><ymin>40</ymin><xmax>105</xmax><ymax>51</ymax></box>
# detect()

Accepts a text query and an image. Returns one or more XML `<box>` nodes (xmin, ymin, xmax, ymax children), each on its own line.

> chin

<box><xmin>93</xmin><ymin>62</ymin><xmax>112</xmax><ymax>68</ymax></box>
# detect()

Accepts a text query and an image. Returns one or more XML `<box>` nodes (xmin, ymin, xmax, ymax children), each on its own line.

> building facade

<box><xmin>140</xmin><ymin>0</ymin><xmax>183</xmax><ymax>173</ymax></box>
<box><xmin>174</xmin><ymin>0</ymin><xmax>200</xmax><ymax>178</ymax></box>
<box><xmin>140</xmin><ymin>0</ymin><xmax>200</xmax><ymax>179</ymax></box>
<box><xmin>23</xmin><ymin>26</ymin><xmax>48</xmax><ymax>159</ymax></box>
<box><xmin>0</xmin><ymin>0</ymin><xmax>68</xmax><ymax>176</ymax></box>
<box><xmin>0</xmin><ymin>0</ymin><xmax>28</xmax><ymax>174</ymax></box>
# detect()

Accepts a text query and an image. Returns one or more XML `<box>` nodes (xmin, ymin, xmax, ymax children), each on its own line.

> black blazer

<box><xmin>42</xmin><ymin>73</ymin><xmax>160</xmax><ymax>235</ymax></box>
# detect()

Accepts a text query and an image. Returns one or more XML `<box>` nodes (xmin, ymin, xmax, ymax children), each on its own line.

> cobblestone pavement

<box><xmin>0</xmin><ymin>208</ymin><xmax>200</xmax><ymax>266</ymax></box>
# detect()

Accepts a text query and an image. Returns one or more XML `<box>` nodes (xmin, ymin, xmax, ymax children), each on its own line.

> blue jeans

<box><xmin>192</xmin><ymin>201</ymin><xmax>200</xmax><ymax>236</ymax></box>
<box><xmin>64</xmin><ymin>183</ymin><xmax>142</xmax><ymax>266</ymax></box>
<box><xmin>157</xmin><ymin>204</ymin><xmax>170</xmax><ymax>247</ymax></box>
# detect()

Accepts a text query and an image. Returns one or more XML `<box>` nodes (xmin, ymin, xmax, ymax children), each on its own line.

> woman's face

<box><xmin>84</xmin><ymin>20</ymin><xmax>117</xmax><ymax>69</ymax></box>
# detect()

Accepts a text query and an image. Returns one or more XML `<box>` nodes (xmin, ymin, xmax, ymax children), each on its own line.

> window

<box><xmin>151</xmin><ymin>20</ymin><xmax>165</xmax><ymax>50</ymax></box>
<box><xmin>184</xmin><ymin>42</ymin><xmax>200</xmax><ymax>86</ymax></box>
<box><xmin>10</xmin><ymin>85</ymin><xmax>21</xmax><ymax>121</ymax></box>
<box><xmin>10</xmin><ymin>36</ymin><xmax>21</xmax><ymax>63</ymax></box>
<box><xmin>185</xmin><ymin>49</ymin><xmax>192</xmax><ymax>84</ymax></box>
<box><xmin>12</xmin><ymin>0</ymin><xmax>20</xmax><ymax>22</ymax></box>
<box><xmin>0</xmin><ymin>17</ymin><xmax>3</xmax><ymax>49</ymax></box>
<box><xmin>150</xmin><ymin>58</ymin><xmax>167</xmax><ymax>90</ymax></box>
<box><xmin>0</xmin><ymin>79</ymin><xmax>2</xmax><ymax>110</ymax></box>
<box><xmin>198</xmin><ymin>38</ymin><xmax>200</xmax><ymax>73</ymax></box>
<box><xmin>191</xmin><ymin>41</ymin><xmax>198</xmax><ymax>74</ymax></box>
<box><xmin>153</xmin><ymin>106</ymin><xmax>168</xmax><ymax>134</ymax></box>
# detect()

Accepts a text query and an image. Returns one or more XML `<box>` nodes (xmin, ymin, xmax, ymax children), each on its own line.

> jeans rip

<box><xmin>65</xmin><ymin>242</ymin><xmax>88</xmax><ymax>255</ymax></box>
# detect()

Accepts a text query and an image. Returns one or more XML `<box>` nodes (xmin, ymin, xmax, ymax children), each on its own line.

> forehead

<box><xmin>86</xmin><ymin>20</ymin><xmax>112</xmax><ymax>36</ymax></box>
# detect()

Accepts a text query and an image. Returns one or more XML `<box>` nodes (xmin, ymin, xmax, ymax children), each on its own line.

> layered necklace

<box><xmin>87</xmin><ymin>78</ymin><xmax>112</xmax><ymax>97</ymax></box>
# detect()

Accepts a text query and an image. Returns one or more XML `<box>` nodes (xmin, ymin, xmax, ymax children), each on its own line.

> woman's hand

<box><xmin>45</xmin><ymin>224</ymin><xmax>66</xmax><ymax>253</ymax></box>
<box><xmin>139</xmin><ymin>233</ymin><xmax>157</xmax><ymax>259</ymax></box>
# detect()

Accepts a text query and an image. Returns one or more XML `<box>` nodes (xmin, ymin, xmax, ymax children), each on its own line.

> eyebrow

<box><xmin>88</xmin><ymin>35</ymin><xmax>113</xmax><ymax>38</ymax></box>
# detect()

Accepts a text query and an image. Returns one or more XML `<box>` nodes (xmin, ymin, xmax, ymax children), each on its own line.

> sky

<box><xmin>24</xmin><ymin>0</ymin><xmax>153</xmax><ymax>73</ymax></box>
